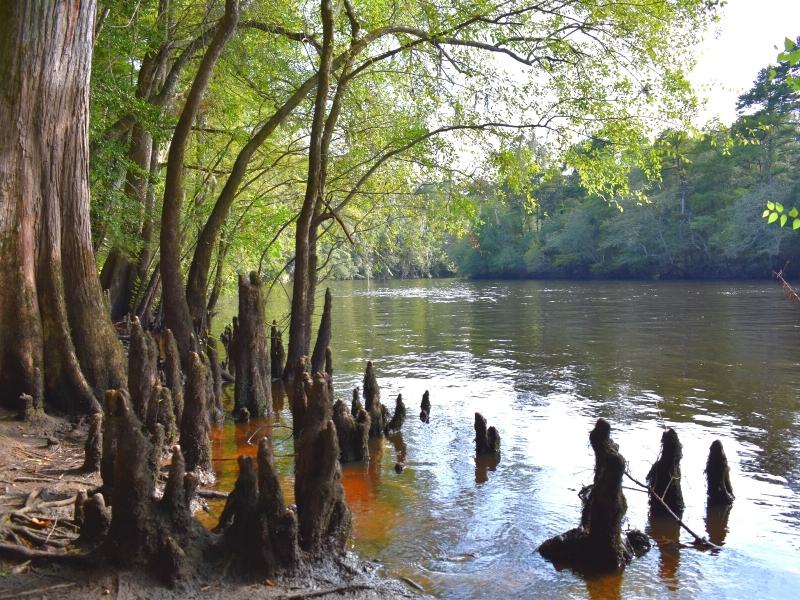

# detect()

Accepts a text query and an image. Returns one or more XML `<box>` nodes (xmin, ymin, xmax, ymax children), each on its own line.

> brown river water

<box><xmin>205</xmin><ymin>279</ymin><xmax>800</xmax><ymax>599</ymax></box>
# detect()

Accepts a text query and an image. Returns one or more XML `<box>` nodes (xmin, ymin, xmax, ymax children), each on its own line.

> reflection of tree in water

<box><xmin>387</xmin><ymin>432</ymin><xmax>406</xmax><ymax>467</ymax></box>
<box><xmin>584</xmin><ymin>571</ymin><xmax>622</xmax><ymax>600</ymax></box>
<box><xmin>705</xmin><ymin>504</ymin><xmax>732</xmax><ymax>547</ymax></box>
<box><xmin>646</xmin><ymin>512</ymin><xmax>681</xmax><ymax>592</ymax></box>
<box><xmin>474</xmin><ymin>454</ymin><xmax>500</xmax><ymax>484</ymax></box>
<box><xmin>271</xmin><ymin>381</ymin><xmax>286</xmax><ymax>415</ymax></box>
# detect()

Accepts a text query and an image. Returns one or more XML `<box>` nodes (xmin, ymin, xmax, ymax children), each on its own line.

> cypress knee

<box><xmin>646</xmin><ymin>428</ymin><xmax>685</xmax><ymax>515</ymax></box>
<box><xmin>363</xmin><ymin>361</ymin><xmax>385</xmax><ymax>437</ymax></box>
<box><xmin>538</xmin><ymin>418</ymin><xmax>649</xmax><ymax>571</ymax></box>
<box><xmin>231</xmin><ymin>272</ymin><xmax>271</xmax><ymax>420</ymax></box>
<box><xmin>705</xmin><ymin>440</ymin><xmax>734</xmax><ymax>506</ymax></box>
<box><xmin>295</xmin><ymin>373</ymin><xmax>351</xmax><ymax>553</ymax></box>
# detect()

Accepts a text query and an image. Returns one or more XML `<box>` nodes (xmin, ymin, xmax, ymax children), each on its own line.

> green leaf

<box><xmin>768</xmin><ymin>212</ymin><xmax>779</xmax><ymax>224</ymax></box>
<box><xmin>762</xmin><ymin>209</ymin><xmax>771</xmax><ymax>218</ymax></box>
<box><xmin>768</xmin><ymin>68</ymin><xmax>777</xmax><ymax>81</ymax></box>
<box><xmin>785</xmin><ymin>37</ymin><xmax>795</xmax><ymax>52</ymax></box>
<box><xmin>790</xmin><ymin>208</ymin><xmax>798</xmax><ymax>218</ymax></box>
<box><xmin>793</xmin><ymin>219</ymin><xmax>800</xmax><ymax>231</ymax></box>
<box><xmin>776</xmin><ymin>202</ymin><xmax>785</xmax><ymax>213</ymax></box>
<box><xmin>781</xmin><ymin>214</ymin><xmax>788</xmax><ymax>227</ymax></box>
<box><xmin>767</xmin><ymin>201</ymin><xmax>775</xmax><ymax>210</ymax></box>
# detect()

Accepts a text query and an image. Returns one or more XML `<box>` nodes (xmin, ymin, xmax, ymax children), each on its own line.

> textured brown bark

<box><xmin>160</xmin><ymin>0</ymin><xmax>240</xmax><ymax>362</ymax></box>
<box><xmin>0</xmin><ymin>0</ymin><xmax>126</xmax><ymax>415</ymax></box>
<box><xmin>333</xmin><ymin>399</ymin><xmax>370</xmax><ymax>463</ymax></box>
<box><xmin>99</xmin><ymin>119</ymin><xmax>154</xmax><ymax>321</ymax></box>
<box><xmin>206</xmin><ymin>344</ymin><xmax>224</xmax><ymax>424</ymax></box>
<box><xmin>474</xmin><ymin>412</ymin><xmax>500</xmax><ymax>456</ymax></box>
<box><xmin>646</xmin><ymin>428</ymin><xmax>685</xmax><ymax>515</ymax></box>
<box><xmin>101</xmin><ymin>388</ymin><xmax>206</xmax><ymax>586</ymax></box>
<box><xmin>290</xmin><ymin>358</ymin><xmax>309</xmax><ymax>439</ymax></box>
<box><xmin>285</xmin><ymin>0</ymin><xmax>335</xmax><ymax>381</ymax></box>
<box><xmin>82</xmin><ymin>413</ymin><xmax>103</xmax><ymax>473</ymax></box>
<box><xmin>351</xmin><ymin>387</ymin><xmax>364</xmax><ymax>418</ymax></box>
<box><xmin>163</xmin><ymin>329</ymin><xmax>185</xmax><ymax>426</ymax></box>
<box><xmin>180</xmin><ymin>352</ymin><xmax>212</xmax><ymax>474</ymax></box>
<box><xmin>205</xmin><ymin>239</ymin><xmax>229</xmax><ymax>320</ymax></box>
<box><xmin>362</xmin><ymin>362</ymin><xmax>385</xmax><ymax>437</ymax></box>
<box><xmin>128</xmin><ymin>317</ymin><xmax>158</xmax><ymax>422</ymax></box>
<box><xmin>216</xmin><ymin>438</ymin><xmax>299</xmax><ymax>576</ymax></box>
<box><xmin>310</xmin><ymin>288</ymin><xmax>333</xmax><ymax>375</ymax></box>
<box><xmin>270</xmin><ymin>320</ymin><xmax>286</xmax><ymax>380</ymax></box>
<box><xmin>384</xmin><ymin>394</ymin><xmax>406</xmax><ymax>435</ymax></box>
<box><xmin>420</xmin><ymin>390</ymin><xmax>430</xmax><ymax>423</ymax></box>
<box><xmin>295</xmin><ymin>373</ymin><xmax>351</xmax><ymax>553</ymax></box>
<box><xmin>538</xmin><ymin>419</ymin><xmax>649</xmax><ymax>571</ymax></box>
<box><xmin>705</xmin><ymin>440</ymin><xmax>734</xmax><ymax>506</ymax></box>
<box><xmin>231</xmin><ymin>272</ymin><xmax>271</xmax><ymax>421</ymax></box>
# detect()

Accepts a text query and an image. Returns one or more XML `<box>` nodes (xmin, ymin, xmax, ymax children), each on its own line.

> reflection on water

<box><xmin>207</xmin><ymin>280</ymin><xmax>800</xmax><ymax>598</ymax></box>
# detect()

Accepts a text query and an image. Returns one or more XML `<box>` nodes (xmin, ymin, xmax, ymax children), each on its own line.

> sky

<box><xmin>690</xmin><ymin>0</ymin><xmax>800</xmax><ymax>125</ymax></box>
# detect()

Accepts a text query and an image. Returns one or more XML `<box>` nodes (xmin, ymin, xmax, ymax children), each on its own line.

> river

<box><xmin>206</xmin><ymin>279</ymin><xmax>800</xmax><ymax>599</ymax></box>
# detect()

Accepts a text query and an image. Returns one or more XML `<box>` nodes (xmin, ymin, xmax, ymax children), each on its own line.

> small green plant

<box><xmin>763</xmin><ymin>201</ymin><xmax>800</xmax><ymax>230</ymax></box>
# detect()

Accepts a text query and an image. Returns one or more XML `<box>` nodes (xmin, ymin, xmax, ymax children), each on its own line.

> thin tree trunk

<box><xmin>160</xmin><ymin>0</ymin><xmax>240</xmax><ymax>362</ymax></box>
<box><xmin>0</xmin><ymin>0</ymin><xmax>125</xmax><ymax>414</ymax></box>
<box><xmin>284</xmin><ymin>0</ymin><xmax>335</xmax><ymax>381</ymax></box>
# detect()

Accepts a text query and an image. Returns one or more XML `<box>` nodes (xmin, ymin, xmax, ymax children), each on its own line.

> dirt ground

<box><xmin>0</xmin><ymin>408</ymin><xmax>423</xmax><ymax>599</ymax></box>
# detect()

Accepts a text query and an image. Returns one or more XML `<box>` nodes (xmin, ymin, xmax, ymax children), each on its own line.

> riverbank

<box><xmin>0</xmin><ymin>409</ymin><xmax>421</xmax><ymax>599</ymax></box>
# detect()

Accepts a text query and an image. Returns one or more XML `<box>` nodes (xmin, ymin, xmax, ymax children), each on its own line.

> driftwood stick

<box><xmin>197</xmin><ymin>488</ymin><xmax>229</xmax><ymax>500</ymax></box>
<box><xmin>624</xmin><ymin>470</ymin><xmax>719</xmax><ymax>549</ymax></box>
<box><xmin>0</xmin><ymin>582</ymin><xmax>77</xmax><ymax>599</ymax></box>
<box><xmin>284</xmin><ymin>585</ymin><xmax>374</xmax><ymax>599</ymax></box>
<box><xmin>0</xmin><ymin>542</ymin><xmax>88</xmax><ymax>563</ymax></box>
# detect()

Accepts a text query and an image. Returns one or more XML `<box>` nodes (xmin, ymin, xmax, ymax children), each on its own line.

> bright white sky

<box><xmin>690</xmin><ymin>0</ymin><xmax>800</xmax><ymax>125</ymax></box>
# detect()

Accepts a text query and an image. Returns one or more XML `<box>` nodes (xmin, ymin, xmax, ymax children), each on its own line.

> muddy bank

<box><xmin>0</xmin><ymin>408</ymin><xmax>423</xmax><ymax>599</ymax></box>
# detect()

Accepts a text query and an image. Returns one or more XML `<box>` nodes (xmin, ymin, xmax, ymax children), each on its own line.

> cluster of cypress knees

<box><xmin>26</xmin><ymin>271</ymin><xmax>735</xmax><ymax>585</ymax></box>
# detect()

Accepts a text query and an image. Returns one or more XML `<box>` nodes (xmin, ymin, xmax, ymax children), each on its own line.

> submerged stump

<box><xmin>384</xmin><ymin>393</ymin><xmax>406</xmax><ymax>435</ymax></box>
<box><xmin>647</xmin><ymin>428</ymin><xmax>685</xmax><ymax>516</ymax></box>
<box><xmin>475</xmin><ymin>412</ymin><xmax>500</xmax><ymax>456</ymax></box>
<box><xmin>363</xmin><ymin>361</ymin><xmax>386</xmax><ymax>437</ymax></box>
<box><xmin>217</xmin><ymin>438</ymin><xmax>299</xmax><ymax>576</ymax></box>
<box><xmin>100</xmin><ymin>388</ymin><xmax>207</xmax><ymax>586</ymax></box>
<box><xmin>206</xmin><ymin>344</ymin><xmax>224</xmax><ymax>425</ymax></box>
<box><xmin>420</xmin><ymin>390</ymin><xmax>430</xmax><ymax>423</ymax></box>
<box><xmin>231</xmin><ymin>272</ymin><xmax>271</xmax><ymax>421</ymax></box>
<box><xmin>351</xmin><ymin>387</ymin><xmax>364</xmax><ymax>418</ymax></box>
<box><xmin>270</xmin><ymin>320</ymin><xmax>285</xmax><ymax>381</ymax></box>
<box><xmin>295</xmin><ymin>373</ymin><xmax>352</xmax><ymax>554</ymax></box>
<box><xmin>332</xmin><ymin>399</ymin><xmax>370</xmax><ymax>463</ymax></box>
<box><xmin>180</xmin><ymin>352</ymin><xmax>212</xmax><ymax>475</ymax></box>
<box><xmin>705</xmin><ymin>439</ymin><xmax>734</xmax><ymax>506</ymax></box>
<box><xmin>538</xmin><ymin>418</ymin><xmax>649</xmax><ymax>571</ymax></box>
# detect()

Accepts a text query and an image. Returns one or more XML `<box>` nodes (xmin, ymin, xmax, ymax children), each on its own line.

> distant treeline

<box><xmin>447</xmin><ymin>63</ymin><xmax>800</xmax><ymax>281</ymax></box>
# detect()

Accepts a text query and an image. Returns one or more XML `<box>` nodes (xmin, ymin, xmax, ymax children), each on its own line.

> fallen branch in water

<box><xmin>774</xmin><ymin>263</ymin><xmax>800</xmax><ymax>302</ymax></box>
<box><xmin>623</xmin><ymin>470</ymin><xmax>719</xmax><ymax>550</ymax></box>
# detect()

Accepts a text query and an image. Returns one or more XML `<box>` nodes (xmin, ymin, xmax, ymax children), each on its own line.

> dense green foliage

<box><xmin>85</xmin><ymin>0</ymin><xmax>718</xmax><ymax>303</ymax></box>
<box><xmin>449</xmin><ymin>49</ymin><xmax>800</xmax><ymax>280</ymax></box>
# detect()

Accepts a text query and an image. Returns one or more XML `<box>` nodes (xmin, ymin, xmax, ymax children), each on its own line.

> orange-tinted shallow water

<box><xmin>206</xmin><ymin>280</ymin><xmax>800</xmax><ymax>599</ymax></box>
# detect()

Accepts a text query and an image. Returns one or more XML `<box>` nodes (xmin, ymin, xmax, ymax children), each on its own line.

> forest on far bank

<box><xmin>373</xmin><ymin>55</ymin><xmax>800</xmax><ymax>282</ymax></box>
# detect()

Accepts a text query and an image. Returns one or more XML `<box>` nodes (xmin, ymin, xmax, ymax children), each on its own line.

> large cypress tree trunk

<box><xmin>0</xmin><ymin>0</ymin><xmax>126</xmax><ymax>414</ymax></box>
